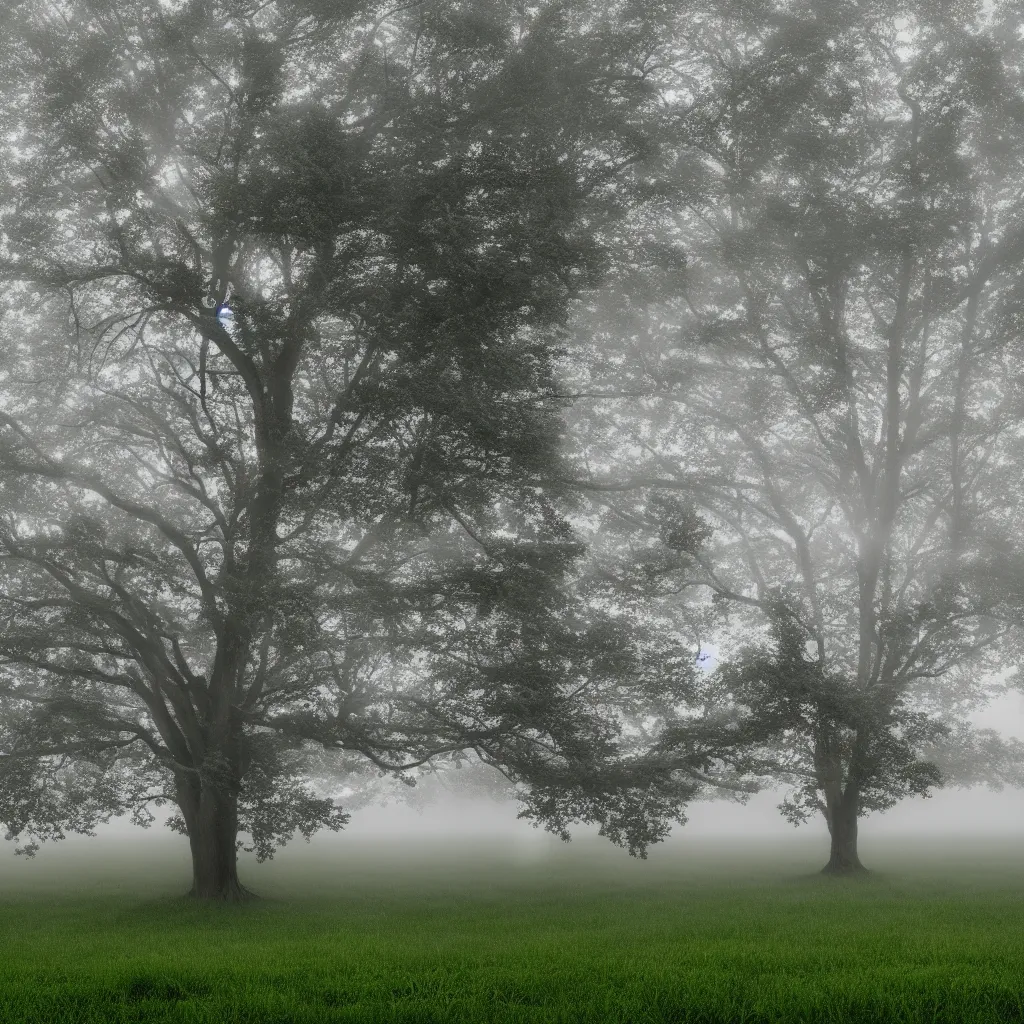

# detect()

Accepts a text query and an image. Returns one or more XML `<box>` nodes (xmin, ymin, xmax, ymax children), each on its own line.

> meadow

<box><xmin>0</xmin><ymin>831</ymin><xmax>1022</xmax><ymax>1023</ymax></box>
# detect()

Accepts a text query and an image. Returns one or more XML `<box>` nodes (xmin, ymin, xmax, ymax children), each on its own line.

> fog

<box><xmin>5</xmin><ymin>529</ymin><xmax>1019</xmax><ymax>886</ymax></box>
<box><xmin>2</xmin><ymin>670</ymin><xmax>1020</xmax><ymax>895</ymax></box>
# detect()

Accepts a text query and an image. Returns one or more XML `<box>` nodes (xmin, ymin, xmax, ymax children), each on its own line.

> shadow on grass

<box><xmin>785</xmin><ymin>867</ymin><xmax>896</xmax><ymax>885</ymax></box>
<box><xmin>137</xmin><ymin>888</ymin><xmax>290</xmax><ymax>911</ymax></box>
<box><xmin>122</xmin><ymin>973</ymin><xmax>214</xmax><ymax>1003</ymax></box>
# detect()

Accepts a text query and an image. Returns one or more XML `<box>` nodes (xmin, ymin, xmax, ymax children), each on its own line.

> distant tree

<box><xmin>558</xmin><ymin>0</ymin><xmax>1024</xmax><ymax>874</ymax></box>
<box><xmin>0</xmin><ymin>0</ymin><xmax>723</xmax><ymax>900</ymax></box>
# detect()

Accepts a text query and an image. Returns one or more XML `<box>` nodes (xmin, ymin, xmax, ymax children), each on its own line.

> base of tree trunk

<box><xmin>184</xmin><ymin>879</ymin><xmax>262</xmax><ymax>903</ymax></box>
<box><xmin>820</xmin><ymin>860</ymin><xmax>869</xmax><ymax>877</ymax></box>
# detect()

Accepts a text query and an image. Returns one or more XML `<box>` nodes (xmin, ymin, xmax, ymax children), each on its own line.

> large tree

<box><xmin>0</xmin><ymin>0</ymin><xmax>721</xmax><ymax>900</ymax></box>
<box><xmin>558</xmin><ymin>0</ymin><xmax>1024</xmax><ymax>874</ymax></box>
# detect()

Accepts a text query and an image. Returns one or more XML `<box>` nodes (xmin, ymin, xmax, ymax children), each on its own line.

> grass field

<box><xmin>0</xmin><ymin>832</ymin><xmax>1022</xmax><ymax>1023</ymax></box>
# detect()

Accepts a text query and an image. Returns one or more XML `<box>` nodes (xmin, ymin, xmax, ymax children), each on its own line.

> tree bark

<box><xmin>821</xmin><ymin>785</ymin><xmax>868</xmax><ymax>876</ymax></box>
<box><xmin>175</xmin><ymin>772</ymin><xmax>260</xmax><ymax>902</ymax></box>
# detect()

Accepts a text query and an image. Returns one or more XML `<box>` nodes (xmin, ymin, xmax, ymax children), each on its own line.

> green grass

<box><xmin>0</xmin><ymin>834</ymin><xmax>1022</xmax><ymax>1023</ymax></box>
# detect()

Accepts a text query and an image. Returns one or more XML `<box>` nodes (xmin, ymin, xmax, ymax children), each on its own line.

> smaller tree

<box><xmin>555</xmin><ymin>0</ymin><xmax>1024</xmax><ymax>875</ymax></box>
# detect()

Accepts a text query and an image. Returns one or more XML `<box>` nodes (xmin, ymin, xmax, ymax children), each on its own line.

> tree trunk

<box><xmin>821</xmin><ymin>786</ymin><xmax>868</xmax><ymax>876</ymax></box>
<box><xmin>175</xmin><ymin>773</ymin><xmax>260</xmax><ymax>902</ymax></box>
